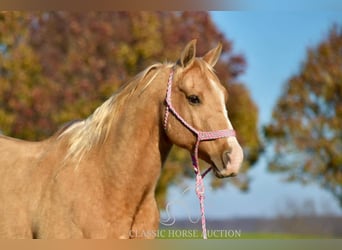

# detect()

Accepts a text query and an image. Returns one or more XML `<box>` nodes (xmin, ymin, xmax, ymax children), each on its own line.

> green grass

<box><xmin>156</xmin><ymin>229</ymin><xmax>319</xmax><ymax>239</ymax></box>
<box><xmin>237</xmin><ymin>232</ymin><xmax>317</xmax><ymax>239</ymax></box>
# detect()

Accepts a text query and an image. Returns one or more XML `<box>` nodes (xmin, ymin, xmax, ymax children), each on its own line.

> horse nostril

<box><xmin>228</xmin><ymin>172</ymin><xmax>237</xmax><ymax>177</ymax></box>
<box><xmin>222</xmin><ymin>150</ymin><xmax>231</xmax><ymax>168</ymax></box>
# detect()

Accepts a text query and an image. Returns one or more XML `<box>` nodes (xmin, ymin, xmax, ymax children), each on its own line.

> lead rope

<box><xmin>192</xmin><ymin>139</ymin><xmax>208</xmax><ymax>239</ymax></box>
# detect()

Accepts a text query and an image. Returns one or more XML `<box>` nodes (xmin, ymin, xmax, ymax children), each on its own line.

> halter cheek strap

<box><xmin>163</xmin><ymin>67</ymin><xmax>236</xmax><ymax>239</ymax></box>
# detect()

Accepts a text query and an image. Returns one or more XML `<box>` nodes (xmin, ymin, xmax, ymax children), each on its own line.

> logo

<box><xmin>160</xmin><ymin>185</ymin><xmax>200</xmax><ymax>227</ymax></box>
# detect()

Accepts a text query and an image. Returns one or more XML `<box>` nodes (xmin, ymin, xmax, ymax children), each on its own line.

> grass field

<box><xmin>156</xmin><ymin>229</ymin><xmax>319</xmax><ymax>239</ymax></box>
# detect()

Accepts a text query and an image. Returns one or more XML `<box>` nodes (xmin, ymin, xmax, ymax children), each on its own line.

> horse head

<box><xmin>163</xmin><ymin>40</ymin><xmax>244</xmax><ymax>178</ymax></box>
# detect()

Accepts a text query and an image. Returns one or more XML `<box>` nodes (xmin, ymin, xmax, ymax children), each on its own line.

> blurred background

<box><xmin>0</xmin><ymin>11</ymin><xmax>341</xmax><ymax>238</ymax></box>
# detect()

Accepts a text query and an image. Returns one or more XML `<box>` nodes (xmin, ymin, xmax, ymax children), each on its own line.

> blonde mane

<box><xmin>58</xmin><ymin>59</ymin><xmax>215</xmax><ymax>163</ymax></box>
<box><xmin>59</xmin><ymin>63</ymin><xmax>172</xmax><ymax>162</ymax></box>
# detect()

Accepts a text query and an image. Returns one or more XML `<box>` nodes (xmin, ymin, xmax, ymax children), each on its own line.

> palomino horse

<box><xmin>0</xmin><ymin>40</ymin><xmax>243</xmax><ymax>239</ymax></box>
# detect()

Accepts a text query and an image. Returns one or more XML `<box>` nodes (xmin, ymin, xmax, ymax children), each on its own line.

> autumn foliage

<box><xmin>265</xmin><ymin>25</ymin><xmax>342</xmax><ymax>206</ymax></box>
<box><xmin>0</xmin><ymin>12</ymin><xmax>262</xmax><ymax>208</ymax></box>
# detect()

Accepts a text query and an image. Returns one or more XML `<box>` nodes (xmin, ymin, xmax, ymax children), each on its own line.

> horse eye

<box><xmin>187</xmin><ymin>95</ymin><xmax>201</xmax><ymax>105</ymax></box>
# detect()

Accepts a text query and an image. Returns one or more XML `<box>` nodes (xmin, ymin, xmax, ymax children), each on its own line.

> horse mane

<box><xmin>57</xmin><ymin>58</ymin><xmax>215</xmax><ymax>163</ymax></box>
<box><xmin>58</xmin><ymin>63</ymin><xmax>172</xmax><ymax>162</ymax></box>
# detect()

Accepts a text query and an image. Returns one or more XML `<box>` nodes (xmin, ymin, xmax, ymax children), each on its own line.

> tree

<box><xmin>0</xmin><ymin>11</ymin><xmax>262</xmax><ymax>208</ymax></box>
<box><xmin>0</xmin><ymin>12</ymin><xmax>52</xmax><ymax>139</ymax></box>
<box><xmin>264</xmin><ymin>25</ymin><xmax>342</xmax><ymax>206</ymax></box>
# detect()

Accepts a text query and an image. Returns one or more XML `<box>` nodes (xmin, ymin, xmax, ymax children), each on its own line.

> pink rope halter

<box><xmin>163</xmin><ymin>67</ymin><xmax>236</xmax><ymax>239</ymax></box>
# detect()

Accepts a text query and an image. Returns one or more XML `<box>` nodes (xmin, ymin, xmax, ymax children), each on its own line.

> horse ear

<box><xmin>178</xmin><ymin>39</ymin><xmax>197</xmax><ymax>68</ymax></box>
<box><xmin>203</xmin><ymin>42</ymin><xmax>222</xmax><ymax>67</ymax></box>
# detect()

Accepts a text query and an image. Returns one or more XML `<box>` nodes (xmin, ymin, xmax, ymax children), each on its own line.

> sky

<box><xmin>161</xmin><ymin>11</ymin><xmax>342</xmax><ymax>223</ymax></box>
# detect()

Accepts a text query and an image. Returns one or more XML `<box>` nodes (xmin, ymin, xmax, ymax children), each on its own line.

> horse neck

<box><xmin>103</xmin><ymin>69</ymin><xmax>172</xmax><ymax>190</ymax></box>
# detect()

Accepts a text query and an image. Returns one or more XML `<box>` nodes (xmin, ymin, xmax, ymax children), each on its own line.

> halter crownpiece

<box><xmin>163</xmin><ymin>67</ymin><xmax>236</xmax><ymax>239</ymax></box>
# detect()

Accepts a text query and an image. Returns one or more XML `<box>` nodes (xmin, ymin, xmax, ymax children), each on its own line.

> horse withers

<box><xmin>0</xmin><ymin>40</ymin><xmax>243</xmax><ymax>238</ymax></box>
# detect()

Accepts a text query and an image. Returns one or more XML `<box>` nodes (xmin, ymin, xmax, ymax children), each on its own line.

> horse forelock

<box><xmin>189</xmin><ymin>58</ymin><xmax>217</xmax><ymax>79</ymax></box>
<box><xmin>58</xmin><ymin>63</ymin><xmax>172</xmax><ymax>164</ymax></box>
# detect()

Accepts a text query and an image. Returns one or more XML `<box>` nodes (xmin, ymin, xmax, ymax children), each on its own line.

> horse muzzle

<box><xmin>211</xmin><ymin>139</ymin><xmax>244</xmax><ymax>178</ymax></box>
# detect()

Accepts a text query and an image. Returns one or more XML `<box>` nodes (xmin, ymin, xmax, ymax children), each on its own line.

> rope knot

<box><xmin>195</xmin><ymin>174</ymin><xmax>205</xmax><ymax>198</ymax></box>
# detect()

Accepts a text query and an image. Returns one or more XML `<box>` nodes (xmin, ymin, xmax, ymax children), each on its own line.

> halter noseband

<box><xmin>163</xmin><ymin>67</ymin><xmax>236</xmax><ymax>239</ymax></box>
